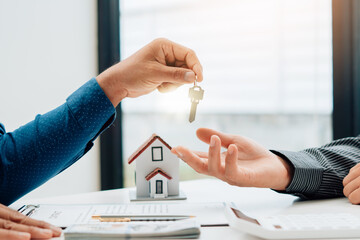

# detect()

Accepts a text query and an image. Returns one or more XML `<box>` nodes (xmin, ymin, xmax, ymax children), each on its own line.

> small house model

<box><xmin>128</xmin><ymin>134</ymin><xmax>179</xmax><ymax>199</ymax></box>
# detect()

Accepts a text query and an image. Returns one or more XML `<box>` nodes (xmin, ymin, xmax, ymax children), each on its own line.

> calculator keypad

<box><xmin>266</xmin><ymin>213</ymin><xmax>360</xmax><ymax>230</ymax></box>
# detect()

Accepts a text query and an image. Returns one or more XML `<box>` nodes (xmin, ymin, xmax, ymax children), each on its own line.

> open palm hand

<box><xmin>172</xmin><ymin>128</ymin><xmax>293</xmax><ymax>190</ymax></box>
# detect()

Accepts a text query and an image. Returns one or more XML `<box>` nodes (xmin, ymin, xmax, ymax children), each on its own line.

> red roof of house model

<box><xmin>145</xmin><ymin>168</ymin><xmax>172</xmax><ymax>181</ymax></box>
<box><xmin>128</xmin><ymin>134</ymin><xmax>172</xmax><ymax>164</ymax></box>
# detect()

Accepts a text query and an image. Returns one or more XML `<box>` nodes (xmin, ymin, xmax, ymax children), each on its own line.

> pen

<box><xmin>26</xmin><ymin>208</ymin><xmax>36</xmax><ymax>217</ymax></box>
<box><xmin>17</xmin><ymin>204</ymin><xmax>39</xmax><ymax>215</ymax></box>
<box><xmin>17</xmin><ymin>205</ymin><xmax>26</xmax><ymax>213</ymax></box>
<box><xmin>92</xmin><ymin>215</ymin><xmax>195</xmax><ymax>222</ymax></box>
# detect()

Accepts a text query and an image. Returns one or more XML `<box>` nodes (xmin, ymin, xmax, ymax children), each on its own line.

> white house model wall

<box><xmin>130</xmin><ymin>137</ymin><xmax>179</xmax><ymax>198</ymax></box>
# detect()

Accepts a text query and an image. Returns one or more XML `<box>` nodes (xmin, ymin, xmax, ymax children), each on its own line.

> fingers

<box><xmin>343</xmin><ymin>175</ymin><xmax>359</xmax><ymax>197</ymax></box>
<box><xmin>348</xmin><ymin>188</ymin><xmax>360</xmax><ymax>205</ymax></box>
<box><xmin>196</xmin><ymin>128</ymin><xmax>236</xmax><ymax>148</ymax></box>
<box><xmin>175</xmin><ymin>135</ymin><xmax>227</xmax><ymax>182</ymax></box>
<box><xmin>343</xmin><ymin>163</ymin><xmax>360</xmax><ymax>186</ymax></box>
<box><xmin>0</xmin><ymin>229</ymin><xmax>30</xmax><ymax>240</ymax></box>
<box><xmin>196</xmin><ymin>128</ymin><xmax>222</xmax><ymax>144</ymax></box>
<box><xmin>157</xmin><ymin>80</ymin><xmax>187</xmax><ymax>94</ymax></box>
<box><xmin>171</xmin><ymin>146</ymin><xmax>209</xmax><ymax>174</ymax></box>
<box><xmin>343</xmin><ymin>164</ymin><xmax>360</xmax><ymax>205</ymax></box>
<box><xmin>343</xmin><ymin>175</ymin><xmax>360</xmax><ymax>204</ymax></box>
<box><xmin>0</xmin><ymin>218</ymin><xmax>52</xmax><ymax>239</ymax></box>
<box><xmin>154</xmin><ymin>38</ymin><xmax>203</xmax><ymax>82</ymax></box>
<box><xmin>208</xmin><ymin>135</ymin><xmax>225</xmax><ymax>179</ymax></box>
<box><xmin>224</xmin><ymin>144</ymin><xmax>240</xmax><ymax>185</ymax></box>
<box><xmin>167</xmin><ymin>40</ymin><xmax>203</xmax><ymax>82</ymax></box>
<box><xmin>156</xmin><ymin>64</ymin><xmax>196</xmax><ymax>88</ymax></box>
<box><xmin>0</xmin><ymin>205</ymin><xmax>62</xmax><ymax>237</ymax></box>
<box><xmin>192</xmin><ymin>150</ymin><xmax>208</xmax><ymax>158</ymax></box>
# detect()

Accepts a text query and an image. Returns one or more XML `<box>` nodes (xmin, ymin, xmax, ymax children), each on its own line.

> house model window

<box><xmin>151</xmin><ymin>146</ymin><xmax>163</xmax><ymax>161</ymax></box>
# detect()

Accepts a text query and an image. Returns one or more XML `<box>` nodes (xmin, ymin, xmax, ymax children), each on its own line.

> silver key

<box><xmin>188</xmin><ymin>84</ymin><xmax>204</xmax><ymax>123</ymax></box>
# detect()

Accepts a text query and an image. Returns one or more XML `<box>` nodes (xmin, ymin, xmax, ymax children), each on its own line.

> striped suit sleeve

<box><xmin>271</xmin><ymin>135</ymin><xmax>360</xmax><ymax>199</ymax></box>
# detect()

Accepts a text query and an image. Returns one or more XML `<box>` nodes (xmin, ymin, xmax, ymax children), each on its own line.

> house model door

<box><xmin>149</xmin><ymin>174</ymin><xmax>168</xmax><ymax>198</ymax></box>
<box><xmin>156</xmin><ymin>180</ymin><xmax>163</xmax><ymax>194</ymax></box>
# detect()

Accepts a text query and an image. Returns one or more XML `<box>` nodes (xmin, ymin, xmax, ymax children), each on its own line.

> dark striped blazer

<box><xmin>272</xmin><ymin>135</ymin><xmax>360</xmax><ymax>199</ymax></box>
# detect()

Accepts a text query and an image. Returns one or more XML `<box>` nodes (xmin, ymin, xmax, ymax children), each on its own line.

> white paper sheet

<box><xmin>64</xmin><ymin>219</ymin><xmax>200</xmax><ymax>239</ymax></box>
<box><xmin>26</xmin><ymin>202</ymin><xmax>227</xmax><ymax>228</ymax></box>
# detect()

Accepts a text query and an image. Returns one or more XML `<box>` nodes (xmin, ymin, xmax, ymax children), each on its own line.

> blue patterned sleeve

<box><xmin>0</xmin><ymin>78</ymin><xmax>115</xmax><ymax>205</ymax></box>
<box><xmin>271</xmin><ymin>136</ymin><xmax>360</xmax><ymax>199</ymax></box>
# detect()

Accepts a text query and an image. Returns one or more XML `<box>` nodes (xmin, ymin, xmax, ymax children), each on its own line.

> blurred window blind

<box><xmin>120</xmin><ymin>0</ymin><xmax>332</xmax><ymax>186</ymax></box>
<box><xmin>121</xmin><ymin>0</ymin><xmax>332</xmax><ymax>115</ymax></box>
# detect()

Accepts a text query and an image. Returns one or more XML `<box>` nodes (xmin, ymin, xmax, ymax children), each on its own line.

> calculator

<box><xmin>224</xmin><ymin>203</ymin><xmax>360</xmax><ymax>239</ymax></box>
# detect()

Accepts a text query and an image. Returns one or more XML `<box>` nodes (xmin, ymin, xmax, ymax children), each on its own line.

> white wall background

<box><xmin>0</xmin><ymin>0</ymin><xmax>100</xmax><ymax>200</ymax></box>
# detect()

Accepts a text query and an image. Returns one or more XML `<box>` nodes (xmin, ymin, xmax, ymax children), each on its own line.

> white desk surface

<box><xmin>11</xmin><ymin>179</ymin><xmax>360</xmax><ymax>240</ymax></box>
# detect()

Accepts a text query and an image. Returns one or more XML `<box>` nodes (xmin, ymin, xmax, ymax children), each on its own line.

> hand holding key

<box><xmin>96</xmin><ymin>38</ymin><xmax>203</xmax><ymax>107</ymax></box>
<box><xmin>188</xmin><ymin>82</ymin><xmax>204</xmax><ymax>123</ymax></box>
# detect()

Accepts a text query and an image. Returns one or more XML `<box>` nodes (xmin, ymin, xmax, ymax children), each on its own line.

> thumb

<box><xmin>158</xmin><ymin>65</ymin><xmax>196</xmax><ymax>84</ymax></box>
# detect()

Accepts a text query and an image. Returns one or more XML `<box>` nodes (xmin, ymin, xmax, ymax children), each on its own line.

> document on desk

<box><xmin>25</xmin><ymin>202</ymin><xmax>227</xmax><ymax>228</ymax></box>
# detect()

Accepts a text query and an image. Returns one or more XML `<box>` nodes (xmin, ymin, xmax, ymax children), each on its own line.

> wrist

<box><xmin>274</xmin><ymin>154</ymin><xmax>294</xmax><ymax>191</ymax></box>
<box><xmin>96</xmin><ymin>70</ymin><xmax>128</xmax><ymax>107</ymax></box>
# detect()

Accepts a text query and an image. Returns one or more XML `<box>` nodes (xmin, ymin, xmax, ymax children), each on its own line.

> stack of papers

<box><xmin>64</xmin><ymin>219</ymin><xmax>200</xmax><ymax>239</ymax></box>
<box><xmin>23</xmin><ymin>202</ymin><xmax>227</xmax><ymax>227</ymax></box>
